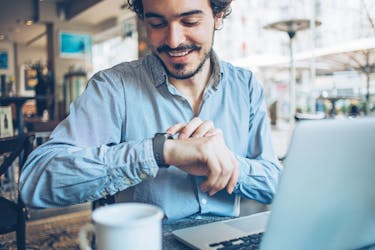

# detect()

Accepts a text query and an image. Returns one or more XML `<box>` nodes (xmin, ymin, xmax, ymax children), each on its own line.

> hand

<box><xmin>165</xmin><ymin>117</ymin><xmax>219</xmax><ymax>177</ymax></box>
<box><xmin>166</xmin><ymin>117</ymin><xmax>216</xmax><ymax>139</ymax></box>
<box><xmin>164</xmin><ymin>127</ymin><xmax>239</xmax><ymax>196</ymax></box>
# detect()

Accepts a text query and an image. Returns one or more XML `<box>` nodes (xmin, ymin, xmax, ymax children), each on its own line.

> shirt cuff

<box><xmin>144</xmin><ymin>138</ymin><xmax>160</xmax><ymax>176</ymax></box>
<box><xmin>234</xmin><ymin>155</ymin><xmax>252</xmax><ymax>192</ymax></box>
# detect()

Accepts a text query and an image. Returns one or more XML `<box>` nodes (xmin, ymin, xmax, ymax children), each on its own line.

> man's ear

<box><xmin>214</xmin><ymin>12</ymin><xmax>224</xmax><ymax>30</ymax></box>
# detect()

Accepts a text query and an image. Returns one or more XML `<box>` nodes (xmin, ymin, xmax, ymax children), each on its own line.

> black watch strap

<box><xmin>152</xmin><ymin>133</ymin><xmax>173</xmax><ymax>168</ymax></box>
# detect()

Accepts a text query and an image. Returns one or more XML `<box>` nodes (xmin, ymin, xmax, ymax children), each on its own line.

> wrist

<box><xmin>152</xmin><ymin>133</ymin><xmax>173</xmax><ymax>168</ymax></box>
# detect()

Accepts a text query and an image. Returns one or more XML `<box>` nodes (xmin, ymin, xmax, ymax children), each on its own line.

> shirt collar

<box><xmin>146</xmin><ymin>54</ymin><xmax>168</xmax><ymax>87</ymax></box>
<box><xmin>146</xmin><ymin>50</ymin><xmax>223</xmax><ymax>89</ymax></box>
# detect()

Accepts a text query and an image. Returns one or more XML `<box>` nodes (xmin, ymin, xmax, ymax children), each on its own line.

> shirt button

<box><xmin>124</xmin><ymin>178</ymin><xmax>132</xmax><ymax>185</ymax></box>
<box><xmin>201</xmin><ymin>198</ymin><xmax>207</xmax><ymax>205</ymax></box>
<box><xmin>180</xmin><ymin>97</ymin><xmax>186</xmax><ymax>103</ymax></box>
<box><xmin>140</xmin><ymin>173</ymin><xmax>147</xmax><ymax>179</ymax></box>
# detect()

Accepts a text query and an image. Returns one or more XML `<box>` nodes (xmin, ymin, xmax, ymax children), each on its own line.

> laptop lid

<box><xmin>173</xmin><ymin>118</ymin><xmax>375</xmax><ymax>250</ymax></box>
<box><xmin>260</xmin><ymin>117</ymin><xmax>375</xmax><ymax>250</ymax></box>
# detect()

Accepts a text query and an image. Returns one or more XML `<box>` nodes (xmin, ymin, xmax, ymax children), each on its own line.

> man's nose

<box><xmin>166</xmin><ymin>23</ymin><xmax>185</xmax><ymax>48</ymax></box>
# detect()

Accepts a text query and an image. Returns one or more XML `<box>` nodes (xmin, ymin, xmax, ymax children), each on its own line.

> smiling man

<box><xmin>144</xmin><ymin>0</ymin><xmax>215</xmax><ymax>80</ymax></box>
<box><xmin>20</xmin><ymin>0</ymin><xmax>282</xmax><ymax>220</ymax></box>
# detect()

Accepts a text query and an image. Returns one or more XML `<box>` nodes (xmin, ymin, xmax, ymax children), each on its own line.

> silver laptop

<box><xmin>173</xmin><ymin>117</ymin><xmax>375</xmax><ymax>250</ymax></box>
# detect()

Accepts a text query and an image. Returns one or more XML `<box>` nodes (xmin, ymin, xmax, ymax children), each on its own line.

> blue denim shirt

<box><xmin>20</xmin><ymin>53</ymin><xmax>281</xmax><ymax>220</ymax></box>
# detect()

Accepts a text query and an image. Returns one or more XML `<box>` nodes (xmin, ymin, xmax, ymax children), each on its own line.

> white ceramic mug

<box><xmin>79</xmin><ymin>203</ymin><xmax>164</xmax><ymax>250</ymax></box>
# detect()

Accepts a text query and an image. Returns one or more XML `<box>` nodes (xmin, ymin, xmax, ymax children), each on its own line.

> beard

<box><xmin>154</xmin><ymin>43</ymin><xmax>213</xmax><ymax>80</ymax></box>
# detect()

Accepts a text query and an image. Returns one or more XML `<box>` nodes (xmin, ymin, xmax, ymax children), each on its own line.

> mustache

<box><xmin>156</xmin><ymin>44</ymin><xmax>201</xmax><ymax>54</ymax></box>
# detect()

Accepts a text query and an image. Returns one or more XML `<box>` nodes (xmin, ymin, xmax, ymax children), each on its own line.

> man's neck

<box><xmin>168</xmin><ymin>59</ymin><xmax>212</xmax><ymax>115</ymax></box>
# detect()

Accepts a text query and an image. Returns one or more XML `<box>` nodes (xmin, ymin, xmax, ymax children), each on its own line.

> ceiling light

<box><xmin>24</xmin><ymin>20</ymin><xmax>34</xmax><ymax>26</ymax></box>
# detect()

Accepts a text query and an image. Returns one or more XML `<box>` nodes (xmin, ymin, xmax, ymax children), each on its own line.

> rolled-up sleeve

<box><xmin>20</xmin><ymin>69</ymin><xmax>159</xmax><ymax>208</ymax></box>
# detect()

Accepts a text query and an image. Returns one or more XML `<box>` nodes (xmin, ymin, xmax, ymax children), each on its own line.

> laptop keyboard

<box><xmin>208</xmin><ymin>232</ymin><xmax>264</xmax><ymax>250</ymax></box>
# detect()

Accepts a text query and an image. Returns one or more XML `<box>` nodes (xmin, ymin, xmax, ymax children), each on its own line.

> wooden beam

<box><xmin>64</xmin><ymin>0</ymin><xmax>102</xmax><ymax>20</ymax></box>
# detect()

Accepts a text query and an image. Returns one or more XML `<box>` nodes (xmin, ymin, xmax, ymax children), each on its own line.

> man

<box><xmin>20</xmin><ymin>0</ymin><xmax>282</xmax><ymax>220</ymax></box>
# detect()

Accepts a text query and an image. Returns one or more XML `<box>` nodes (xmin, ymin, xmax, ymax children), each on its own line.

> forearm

<box><xmin>19</xmin><ymin>139</ymin><xmax>158</xmax><ymax>208</ymax></box>
<box><xmin>233</xmin><ymin>155</ymin><xmax>282</xmax><ymax>204</ymax></box>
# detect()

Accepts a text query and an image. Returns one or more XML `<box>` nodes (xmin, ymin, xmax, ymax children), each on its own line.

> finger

<box><xmin>178</xmin><ymin>163</ymin><xmax>209</xmax><ymax>176</ymax></box>
<box><xmin>178</xmin><ymin>117</ymin><xmax>202</xmax><ymax>139</ymax></box>
<box><xmin>200</xmin><ymin>156</ymin><xmax>221</xmax><ymax>193</ymax></box>
<box><xmin>166</xmin><ymin>123</ymin><xmax>186</xmax><ymax>135</ymax></box>
<box><xmin>208</xmin><ymin>171</ymin><xmax>231</xmax><ymax>196</ymax></box>
<box><xmin>207</xmin><ymin>153</ymin><xmax>233</xmax><ymax>196</ymax></box>
<box><xmin>191</xmin><ymin>120</ymin><xmax>215</xmax><ymax>138</ymax></box>
<box><xmin>206</xmin><ymin>138</ymin><xmax>234</xmax><ymax>196</ymax></box>
<box><xmin>204</xmin><ymin>128</ymin><xmax>222</xmax><ymax>137</ymax></box>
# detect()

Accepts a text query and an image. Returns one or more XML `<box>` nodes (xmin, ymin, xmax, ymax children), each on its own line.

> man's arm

<box><xmin>229</xmin><ymin>78</ymin><xmax>282</xmax><ymax>204</ymax></box>
<box><xmin>19</xmin><ymin>70</ymin><xmax>159</xmax><ymax>208</ymax></box>
<box><xmin>163</xmin><ymin>78</ymin><xmax>282</xmax><ymax>204</ymax></box>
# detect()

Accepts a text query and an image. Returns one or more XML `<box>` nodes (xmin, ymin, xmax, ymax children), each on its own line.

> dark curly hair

<box><xmin>127</xmin><ymin>0</ymin><xmax>233</xmax><ymax>19</ymax></box>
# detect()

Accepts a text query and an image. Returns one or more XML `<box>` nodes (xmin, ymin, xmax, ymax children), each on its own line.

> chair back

<box><xmin>0</xmin><ymin>134</ymin><xmax>34</xmax><ymax>250</ymax></box>
<box><xmin>0</xmin><ymin>135</ymin><xmax>34</xmax><ymax>177</ymax></box>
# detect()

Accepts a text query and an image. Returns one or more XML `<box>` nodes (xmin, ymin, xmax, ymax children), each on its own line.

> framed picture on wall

<box><xmin>18</xmin><ymin>64</ymin><xmax>36</xmax><ymax>96</ymax></box>
<box><xmin>59</xmin><ymin>32</ymin><xmax>92</xmax><ymax>58</ymax></box>
<box><xmin>0</xmin><ymin>51</ymin><xmax>8</xmax><ymax>70</ymax></box>
<box><xmin>24</xmin><ymin>67</ymin><xmax>38</xmax><ymax>91</ymax></box>
<box><xmin>0</xmin><ymin>106</ymin><xmax>14</xmax><ymax>138</ymax></box>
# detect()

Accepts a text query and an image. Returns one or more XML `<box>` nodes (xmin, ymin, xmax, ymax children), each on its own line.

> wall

<box><xmin>17</xmin><ymin>45</ymin><xmax>46</xmax><ymax>66</ymax></box>
<box><xmin>39</xmin><ymin>1</ymin><xmax>97</xmax><ymax>118</ymax></box>
<box><xmin>16</xmin><ymin>44</ymin><xmax>47</xmax><ymax>96</ymax></box>
<box><xmin>39</xmin><ymin>3</ymin><xmax>93</xmax><ymax>84</ymax></box>
<box><xmin>52</xmin><ymin>22</ymin><xmax>95</xmax><ymax>88</ymax></box>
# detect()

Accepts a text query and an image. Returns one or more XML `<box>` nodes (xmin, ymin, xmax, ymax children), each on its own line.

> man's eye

<box><xmin>182</xmin><ymin>19</ymin><xmax>200</xmax><ymax>26</ymax></box>
<box><xmin>149</xmin><ymin>22</ymin><xmax>167</xmax><ymax>29</ymax></box>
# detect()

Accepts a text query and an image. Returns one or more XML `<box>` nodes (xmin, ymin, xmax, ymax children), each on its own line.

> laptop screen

<box><xmin>261</xmin><ymin>118</ymin><xmax>375</xmax><ymax>250</ymax></box>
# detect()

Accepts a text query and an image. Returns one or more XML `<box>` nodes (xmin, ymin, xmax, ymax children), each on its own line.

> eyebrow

<box><xmin>145</xmin><ymin>10</ymin><xmax>204</xmax><ymax>19</ymax></box>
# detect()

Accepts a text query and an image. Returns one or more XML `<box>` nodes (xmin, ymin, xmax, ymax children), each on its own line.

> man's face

<box><xmin>142</xmin><ymin>0</ymin><xmax>222</xmax><ymax>79</ymax></box>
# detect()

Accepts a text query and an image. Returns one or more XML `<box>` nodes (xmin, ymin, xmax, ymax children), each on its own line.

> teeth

<box><xmin>168</xmin><ymin>50</ymin><xmax>190</xmax><ymax>57</ymax></box>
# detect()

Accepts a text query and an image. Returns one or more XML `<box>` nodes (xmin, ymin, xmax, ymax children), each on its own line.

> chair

<box><xmin>0</xmin><ymin>134</ymin><xmax>34</xmax><ymax>250</ymax></box>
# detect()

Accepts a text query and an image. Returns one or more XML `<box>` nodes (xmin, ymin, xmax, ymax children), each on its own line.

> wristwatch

<box><xmin>152</xmin><ymin>133</ymin><xmax>173</xmax><ymax>168</ymax></box>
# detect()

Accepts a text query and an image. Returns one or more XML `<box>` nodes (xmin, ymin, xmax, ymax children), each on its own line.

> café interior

<box><xmin>0</xmin><ymin>0</ymin><xmax>374</xmax><ymax>249</ymax></box>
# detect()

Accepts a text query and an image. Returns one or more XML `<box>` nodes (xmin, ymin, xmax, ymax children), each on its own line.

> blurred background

<box><xmin>219</xmin><ymin>0</ymin><xmax>375</xmax><ymax>122</ymax></box>
<box><xmin>94</xmin><ymin>0</ymin><xmax>375</xmax><ymax>123</ymax></box>
<box><xmin>0</xmin><ymin>0</ymin><xmax>374</xmax><ymax>155</ymax></box>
